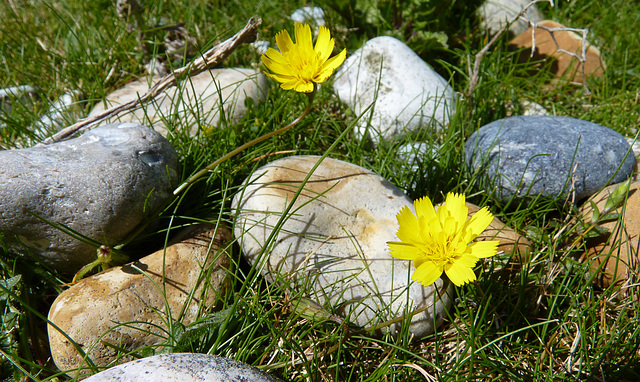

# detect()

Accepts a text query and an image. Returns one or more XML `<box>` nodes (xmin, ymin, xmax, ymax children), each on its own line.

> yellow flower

<box><xmin>261</xmin><ymin>23</ymin><xmax>346</xmax><ymax>93</ymax></box>
<box><xmin>387</xmin><ymin>193</ymin><xmax>499</xmax><ymax>287</ymax></box>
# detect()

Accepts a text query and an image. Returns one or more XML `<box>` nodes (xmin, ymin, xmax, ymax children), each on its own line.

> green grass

<box><xmin>2</xmin><ymin>0</ymin><xmax>640</xmax><ymax>380</ymax></box>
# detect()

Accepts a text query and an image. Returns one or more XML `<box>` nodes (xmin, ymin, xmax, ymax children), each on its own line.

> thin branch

<box><xmin>38</xmin><ymin>17</ymin><xmax>262</xmax><ymax>146</ymax></box>
<box><xmin>467</xmin><ymin>0</ymin><xmax>553</xmax><ymax>97</ymax></box>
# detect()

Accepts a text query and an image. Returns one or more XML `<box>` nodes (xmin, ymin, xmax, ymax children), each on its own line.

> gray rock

<box><xmin>477</xmin><ymin>0</ymin><xmax>545</xmax><ymax>36</ymax></box>
<box><xmin>0</xmin><ymin>85</ymin><xmax>38</xmax><ymax>114</ymax></box>
<box><xmin>88</xmin><ymin>68</ymin><xmax>268</xmax><ymax>138</ymax></box>
<box><xmin>333</xmin><ymin>36</ymin><xmax>455</xmax><ymax>146</ymax></box>
<box><xmin>48</xmin><ymin>225</ymin><xmax>232</xmax><ymax>374</ymax></box>
<box><xmin>82</xmin><ymin>353</ymin><xmax>282</xmax><ymax>382</ymax></box>
<box><xmin>465</xmin><ymin>115</ymin><xmax>636</xmax><ymax>202</ymax></box>
<box><xmin>0</xmin><ymin>122</ymin><xmax>178</xmax><ymax>273</ymax></box>
<box><xmin>232</xmin><ymin>155</ymin><xmax>451</xmax><ymax>338</ymax></box>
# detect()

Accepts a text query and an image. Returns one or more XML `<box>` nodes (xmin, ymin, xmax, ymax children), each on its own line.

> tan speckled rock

<box><xmin>579</xmin><ymin>181</ymin><xmax>640</xmax><ymax>288</ymax></box>
<box><xmin>509</xmin><ymin>20</ymin><xmax>606</xmax><ymax>84</ymax></box>
<box><xmin>47</xmin><ymin>225</ymin><xmax>232</xmax><ymax>374</ymax></box>
<box><xmin>232</xmin><ymin>155</ymin><xmax>452</xmax><ymax>338</ymax></box>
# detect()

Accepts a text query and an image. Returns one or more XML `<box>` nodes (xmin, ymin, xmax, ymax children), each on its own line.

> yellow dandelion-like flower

<box><xmin>261</xmin><ymin>23</ymin><xmax>347</xmax><ymax>93</ymax></box>
<box><xmin>387</xmin><ymin>193</ymin><xmax>499</xmax><ymax>287</ymax></box>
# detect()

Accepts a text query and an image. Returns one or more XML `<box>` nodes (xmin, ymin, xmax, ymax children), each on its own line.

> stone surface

<box><xmin>0</xmin><ymin>122</ymin><xmax>178</xmax><ymax>273</ymax></box>
<box><xmin>465</xmin><ymin>115</ymin><xmax>635</xmax><ymax>203</ymax></box>
<box><xmin>578</xmin><ymin>181</ymin><xmax>640</xmax><ymax>289</ymax></box>
<box><xmin>509</xmin><ymin>20</ymin><xmax>606</xmax><ymax>84</ymax></box>
<box><xmin>48</xmin><ymin>225</ymin><xmax>232</xmax><ymax>374</ymax></box>
<box><xmin>88</xmin><ymin>68</ymin><xmax>268</xmax><ymax>138</ymax></box>
<box><xmin>82</xmin><ymin>353</ymin><xmax>282</xmax><ymax>382</ymax></box>
<box><xmin>477</xmin><ymin>0</ymin><xmax>545</xmax><ymax>36</ymax></box>
<box><xmin>232</xmin><ymin>155</ymin><xmax>452</xmax><ymax>338</ymax></box>
<box><xmin>333</xmin><ymin>36</ymin><xmax>455</xmax><ymax>145</ymax></box>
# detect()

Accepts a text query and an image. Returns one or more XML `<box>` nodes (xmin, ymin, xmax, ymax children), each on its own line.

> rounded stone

<box><xmin>88</xmin><ymin>68</ymin><xmax>268</xmax><ymax>138</ymax></box>
<box><xmin>465</xmin><ymin>115</ymin><xmax>636</xmax><ymax>203</ymax></box>
<box><xmin>48</xmin><ymin>225</ymin><xmax>232</xmax><ymax>374</ymax></box>
<box><xmin>0</xmin><ymin>122</ymin><xmax>178</xmax><ymax>273</ymax></box>
<box><xmin>333</xmin><ymin>36</ymin><xmax>455</xmax><ymax>145</ymax></box>
<box><xmin>82</xmin><ymin>353</ymin><xmax>282</xmax><ymax>382</ymax></box>
<box><xmin>232</xmin><ymin>155</ymin><xmax>451</xmax><ymax>338</ymax></box>
<box><xmin>578</xmin><ymin>181</ymin><xmax>640</xmax><ymax>289</ymax></box>
<box><xmin>476</xmin><ymin>0</ymin><xmax>544</xmax><ymax>36</ymax></box>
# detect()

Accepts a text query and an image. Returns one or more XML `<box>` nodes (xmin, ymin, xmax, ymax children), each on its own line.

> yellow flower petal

<box><xmin>468</xmin><ymin>240</ymin><xmax>500</xmax><ymax>258</ymax></box>
<box><xmin>313</xmin><ymin>48</ymin><xmax>346</xmax><ymax>82</ymax></box>
<box><xmin>314</xmin><ymin>26</ymin><xmax>334</xmax><ymax>62</ymax></box>
<box><xmin>395</xmin><ymin>205</ymin><xmax>421</xmax><ymax>244</ymax></box>
<box><xmin>275</xmin><ymin>29</ymin><xmax>294</xmax><ymax>55</ymax></box>
<box><xmin>262</xmin><ymin>24</ymin><xmax>345</xmax><ymax>93</ymax></box>
<box><xmin>412</xmin><ymin>261</ymin><xmax>443</xmax><ymax>287</ymax></box>
<box><xmin>463</xmin><ymin>207</ymin><xmax>494</xmax><ymax>242</ymax></box>
<box><xmin>388</xmin><ymin>241</ymin><xmax>422</xmax><ymax>260</ymax></box>
<box><xmin>386</xmin><ymin>192</ymin><xmax>499</xmax><ymax>287</ymax></box>
<box><xmin>445</xmin><ymin>260</ymin><xmax>477</xmax><ymax>286</ymax></box>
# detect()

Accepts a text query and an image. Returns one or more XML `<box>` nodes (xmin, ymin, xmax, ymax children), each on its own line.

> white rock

<box><xmin>291</xmin><ymin>6</ymin><xmax>326</xmax><ymax>26</ymax></box>
<box><xmin>477</xmin><ymin>0</ymin><xmax>545</xmax><ymax>36</ymax></box>
<box><xmin>88</xmin><ymin>68</ymin><xmax>268</xmax><ymax>138</ymax></box>
<box><xmin>333</xmin><ymin>36</ymin><xmax>455</xmax><ymax>146</ymax></box>
<box><xmin>232</xmin><ymin>155</ymin><xmax>451</xmax><ymax>338</ymax></box>
<box><xmin>82</xmin><ymin>353</ymin><xmax>282</xmax><ymax>382</ymax></box>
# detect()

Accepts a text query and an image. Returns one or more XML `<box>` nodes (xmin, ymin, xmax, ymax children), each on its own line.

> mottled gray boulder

<box><xmin>82</xmin><ymin>353</ymin><xmax>282</xmax><ymax>382</ymax></box>
<box><xmin>333</xmin><ymin>36</ymin><xmax>455</xmax><ymax>146</ymax></box>
<box><xmin>465</xmin><ymin>116</ymin><xmax>636</xmax><ymax>202</ymax></box>
<box><xmin>0</xmin><ymin>122</ymin><xmax>178</xmax><ymax>273</ymax></box>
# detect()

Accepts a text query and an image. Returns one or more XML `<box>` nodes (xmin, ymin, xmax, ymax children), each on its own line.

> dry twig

<box><xmin>38</xmin><ymin>17</ymin><xmax>262</xmax><ymax>146</ymax></box>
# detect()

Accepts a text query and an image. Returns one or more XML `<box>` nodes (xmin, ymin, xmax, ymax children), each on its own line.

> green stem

<box><xmin>173</xmin><ymin>92</ymin><xmax>315</xmax><ymax>195</ymax></box>
<box><xmin>366</xmin><ymin>277</ymin><xmax>452</xmax><ymax>333</ymax></box>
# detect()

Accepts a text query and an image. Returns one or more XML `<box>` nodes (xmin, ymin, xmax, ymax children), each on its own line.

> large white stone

<box><xmin>333</xmin><ymin>36</ymin><xmax>455</xmax><ymax>146</ymax></box>
<box><xmin>89</xmin><ymin>68</ymin><xmax>268</xmax><ymax>138</ymax></box>
<box><xmin>82</xmin><ymin>353</ymin><xmax>282</xmax><ymax>382</ymax></box>
<box><xmin>232</xmin><ymin>155</ymin><xmax>451</xmax><ymax>338</ymax></box>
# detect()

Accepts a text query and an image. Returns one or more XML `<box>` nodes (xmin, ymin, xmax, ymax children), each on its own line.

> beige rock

<box><xmin>48</xmin><ymin>225</ymin><xmax>232</xmax><ymax>374</ymax></box>
<box><xmin>232</xmin><ymin>155</ymin><xmax>452</xmax><ymax>338</ymax></box>
<box><xmin>578</xmin><ymin>181</ymin><xmax>640</xmax><ymax>288</ymax></box>
<box><xmin>509</xmin><ymin>20</ymin><xmax>606</xmax><ymax>84</ymax></box>
<box><xmin>88</xmin><ymin>68</ymin><xmax>268</xmax><ymax>137</ymax></box>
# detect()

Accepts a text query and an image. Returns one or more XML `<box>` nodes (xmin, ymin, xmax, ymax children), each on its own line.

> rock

<box><xmin>477</xmin><ymin>0</ymin><xmax>545</xmax><ymax>36</ymax></box>
<box><xmin>465</xmin><ymin>115</ymin><xmax>635</xmax><ymax>203</ymax></box>
<box><xmin>333</xmin><ymin>36</ymin><xmax>455</xmax><ymax>146</ymax></box>
<box><xmin>578</xmin><ymin>181</ymin><xmax>640</xmax><ymax>289</ymax></box>
<box><xmin>0</xmin><ymin>85</ymin><xmax>38</xmax><ymax>114</ymax></box>
<box><xmin>232</xmin><ymin>155</ymin><xmax>452</xmax><ymax>338</ymax></box>
<box><xmin>88</xmin><ymin>68</ymin><xmax>268</xmax><ymax>138</ymax></box>
<box><xmin>48</xmin><ymin>225</ymin><xmax>232</xmax><ymax>374</ymax></box>
<box><xmin>466</xmin><ymin>203</ymin><xmax>531</xmax><ymax>256</ymax></box>
<box><xmin>509</xmin><ymin>20</ymin><xmax>606</xmax><ymax>84</ymax></box>
<box><xmin>30</xmin><ymin>90</ymin><xmax>84</xmax><ymax>138</ymax></box>
<box><xmin>0</xmin><ymin>122</ymin><xmax>178</xmax><ymax>273</ymax></box>
<box><xmin>291</xmin><ymin>6</ymin><xmax>325</xmax><ymax>26</ymax></box>
<box><xmin>82</xmin><ymin>353</ymin><xmax>282</xmax><ymax>382</ymax></box>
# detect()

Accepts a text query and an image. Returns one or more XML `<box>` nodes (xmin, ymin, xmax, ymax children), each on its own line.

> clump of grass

<box><xmin>1</xmin><ymin>0</ymin><xmax>640</xmax><ymax>381</ymax></box>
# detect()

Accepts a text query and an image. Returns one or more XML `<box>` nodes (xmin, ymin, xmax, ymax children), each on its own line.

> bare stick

<box><xmin>39</xmin><ymin>17</ymin><xmax>262</xmax><ymax>146</ymax></box>
<box><xmin>467</xmin><ymin>0</ymin><xmax>553</xmax><ymax>97</ymax></box>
